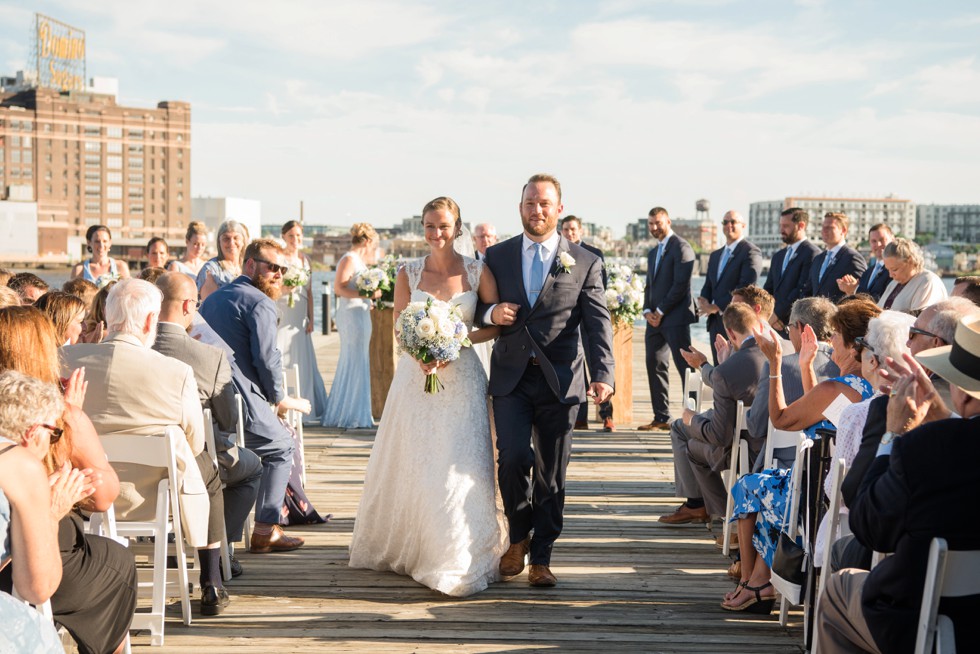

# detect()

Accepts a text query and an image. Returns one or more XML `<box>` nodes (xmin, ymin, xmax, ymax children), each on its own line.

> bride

<box><xmin>348</xmin><ymin>196</ymin><xmax>508</xmax><ymax>596</ymax></box>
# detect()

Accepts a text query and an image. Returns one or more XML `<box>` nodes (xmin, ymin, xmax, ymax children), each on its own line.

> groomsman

<box><xmin>697</xmin><ymin>210</ymin><xmax>762</xmax><ymax>363</ymax></box>
<box><xmin>803</xmin><ymin>212</ymin><xmax>867</xmax><ymax>303</ymax></box>
<box><xmin>638</xmin><ymin>207</ymin><xmax>696</xmax><ymax>432</ymax></box>
<box><xmin>764</xmin><ymin>207</ymin><xmax>820</xmax><ymax>335</ymax></box>
<box><xmin>837</xmin><ymin>223</ymin><xmax>894</xmax><ymax>301</ymax></box>
<box><xmin>473</xmin><ymin>223</ymin><xmax>498</xmax><ymax>261</ymax></box>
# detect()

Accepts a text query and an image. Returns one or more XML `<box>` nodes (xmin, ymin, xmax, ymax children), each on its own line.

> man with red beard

<box><xmin>200</xmin><ymin>238</ymin><xmax>305</xmax><ymax>553</ymax></box>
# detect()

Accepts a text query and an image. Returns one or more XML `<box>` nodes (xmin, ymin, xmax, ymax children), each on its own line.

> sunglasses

<box><xmin>909</xmin><ymin>326</ymin><xmax>944</xmax><ymax>342</ymax></box>
<box><xmin>41</xmin><ymin>423</ymin><xmax>64</xmax><ymax>444</ymax></box>
<box><xmin>184</xmin><ymin>297</ymin><xmax>202</xmax><ymax>309</ymax></box>
<box><xmin>251</xmin><ymin>258</ymin><xmax>289</xmax><ymax>275</ymax></box>
<box><xmin>721</xmin><ymin>220</ymin><xmax>740</xmax><ymax>226</ymax></box>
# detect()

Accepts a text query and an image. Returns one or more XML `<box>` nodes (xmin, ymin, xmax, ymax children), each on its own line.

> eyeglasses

<box><xmin>853</xmin><ymin>336</ymin><xmax>878</xmax><ymax>359</ymax></box>
<box><xmin>250</xmin><ymin>258</ymin><xmax>289</xmax><ymax>275</ymax></box>
<box><xmin>183</xmin><ymin>298</ymin><xmax>202</xmax><ymax>309</ymax></box>
<box><xmin>41</xmin><ymin>424</ymin><xmax>64</xmax><ymax>444</ymax></box>
<box><xmin>721</xmin><ymin>220</ymin><xmax>740</xmax><ymax>226</ymax></box>
<box><xmin>909</xmin><ymin>326</ymin><xmax>944</xmax><ymax>342</ymax></box>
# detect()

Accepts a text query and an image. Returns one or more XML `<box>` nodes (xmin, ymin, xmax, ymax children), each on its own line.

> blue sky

<box><xmin>3</xmin><ymin>1</ymin><xmax>979</xmax><ymax>237</ymax></box>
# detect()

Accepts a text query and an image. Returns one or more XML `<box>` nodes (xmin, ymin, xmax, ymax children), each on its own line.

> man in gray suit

<box><xmin>479</xmin><ymin>173</ymin><xmax>614</xmax><ymax>587</ymax></box>
<box><xmin>661</xmin><ymin>304</ymin><xmax>767</xmax><ymax>524</ymax></box>
<box><xmin>153</xmin><ymin>272</ymin><xmax>262</xmax><ymax>573</ymax></box>
<box><xmin>639</xmin><ymin>207</ymin><xmax>697</xmax><ymax>431</ymax></box>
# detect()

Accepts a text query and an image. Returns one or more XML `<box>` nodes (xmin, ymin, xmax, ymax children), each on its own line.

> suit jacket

<box><xmin>764</xmin><ymin>240</ymin><xmax>820</xmax><ymax>324</ymax></box>
<box><xmin>700</xmin><ymin>240</ymin><xmax>762</xmax><ymax>330</ymax></box>
<box><xmin>643</xmin><ymin>234</ymin><xmax>697</xmax><ymax>330</ymax></box>
<box><xmin>683</xmin><ymin>339</ymin><xmax>767</xmax><ymax>471</ymax></box>
<box><xmin>61</xmin><ymin>333</ymin><xmax>209</xmax><ymax>547</ymax></box>
<box><xmin>849</xmin><ymin>416</ymin><xmax>980</xmax><ymax>654</ymax></box>
<box><xmin>479</xmin><ymin>235</ymin><xmax>614</xmax><ymax>403</ymax></box>
<box><xmin>804</xmin><ymin>244</ymin><xmax>867</xmax><ymax>303</ymax></box>
<box><xmin>855</xmin><ymin>259</ymin><xmax>891</xmax><ymax>302</ymax></box>
<box><xmin>153</xmin><ymin>322</ymin><xmax>241</xmax><ymax>471</ymax></box>
<box><xmin>579</xmin><ymin>242</ymin><xmax>607</xmax><ymax>288</ymax></box>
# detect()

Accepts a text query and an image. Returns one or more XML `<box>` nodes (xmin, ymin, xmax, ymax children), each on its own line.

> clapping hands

<box><xmin>797</xmin><ymin>324</ymin><xmax>819</xmax><ymax>368</ymax></box>
<box><xmin>837</xmin><ymin>274</ymin><xmax>859</xmax><ymax>296</ymax></box>
<box><xmin>680</xmin><ymin>346</ymin><xmax>708</xmax><ymax>369</ymax></box>
<box><xmin>63</xmin><ymin>367</ymin><xmax>87</xmax><ymax>408</ymax></box>
<box><xmin>879</xmin><ymin>353</ymin><xmax>952</xmax><ymax>432</ymax></box>
<box><xmin>754</xmin><ymin>324</ymin><xmax>783</xmax><ymax>363</ymax></box>
<box><xmin>49</xmin><ymin>462</ymin><xmax>99</xmax><ymax>519</ymax></box>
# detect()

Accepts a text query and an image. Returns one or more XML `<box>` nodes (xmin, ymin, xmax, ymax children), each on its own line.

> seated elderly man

<box><xmin>61</xmin><ymin>278</ymin><xmax>232</xmax><ymax>615</ymax></box>
<box><xmin>659</xmin><ymin>303</ymin><xmax>767</xmax><ymax>525</ymax></box>
<box><xmin>154</xmin><ymin>272</ymin><xmax>262</xmax><ymax>576</ymax></box>
<box><xmin>817</xmin><ymin>314</ymin><xmax>980</xmax><ymax>654</ymax></box>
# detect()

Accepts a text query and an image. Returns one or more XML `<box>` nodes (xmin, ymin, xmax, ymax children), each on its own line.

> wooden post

<box><xmin>602</xmin><ymin>321</ymin><xmax>633</xmax><ymax>425</ymax></box>
<box><xmin>369</xmin><ymin>308</ymin><xmax>397</xmax><ymax>420</ymax></box>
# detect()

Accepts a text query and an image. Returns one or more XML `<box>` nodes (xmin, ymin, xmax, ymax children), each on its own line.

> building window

<box><xmin>106</xmin><ymin>142</ymin><xmax>122</xmax><ymax>154</ymax></box>
<box><xmin>22</xmin><ymin>151</ymin><xmax>31</xmax><ymax>164</ymax></box>
<box><xmin>10</xmin><ymin>150</ymin><xmax>19</xmax><ymax>163</ymax></box>
<box><xmin>84</xmin><ymin>141</ymin><xmax>101</xmax><ymax>152</ymax></box>
<box><xmin>85</xmin><ymin>154</ymin><xmax>101</xmax><ymax>166</ymax></box>
<box><xmin>106</xmin><ymin>186</ymin><xmax>122</xmax><ymax>200</ymax></box>
<box><xmin>128</xmin><ymin>129</ymin><xmax>144</xmax><ymax>139</ymax></box>
<box><xmin>85</xmin><ymin>201</ymin><xmax>100</xmax><ymax>213</ymax></box>
<box><xmin>107</xmin><ymin>202</ymin><xmax>122</xmax><ymax>215</ymax></box>
<box><xmin>106</xmin><ymin>126</ymin><xmax>122</xmax><ymax>138</ymax></box>
<box><xmin>85</xmin><ymin>171</ymin><xmax>101</xmax><ymax>182</ymax></box>
<box><xmin>85</xmin><ymin>184</ymin><xmax>101</xmax><ymax>196</ymax></box>
<box><xmin>83</xmin><ymin>125</ymin><xmax>100</xmax><ymax>136</ymax></box>
<box><xmin>128</xmin><ymin>173</ymin><xmax>143</xmax><ymax>185</ymax></box>
<box><xmin>106</xmin><ymin>217</ymin><xmax>122</xmax><ymax>227</ymax></box>
<box><xmin>131</xmin><ymin>207</ymin><xmax>144</xmax><ymax>216</ymax></box>
<box><xmin>128</xmin><ymin>158</ymin><xmax>143</xmax><ymax>170</ymax></box>
<box><xmin>107</xmin><ymin>171</ymin><xmax>122</xmax><ymax>184</ymax></box>
<box><xmin>107</xmin><ymin>155</ymin><xmax>122</xmax><ymax>169</ymax></box>
<box><xmin>128</xmin><ymin>144</ymin><xmax>144</xmax><ymax>154</ymax></box>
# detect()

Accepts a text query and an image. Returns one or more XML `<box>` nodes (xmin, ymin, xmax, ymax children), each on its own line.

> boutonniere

<box><xmin>556</xmin><ymin>251</ymin><xmax>576</xmax><ymax>274</ymax></box>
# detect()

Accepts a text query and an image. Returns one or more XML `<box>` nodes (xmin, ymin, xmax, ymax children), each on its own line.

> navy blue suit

<box><xmin>576</xmin><ymin>241</ymin><xmax>612</xmax><ymax>423</ymax></box>
<box><xmin>199</xmin><ymin>276</ymin><xmax>294</xmax><ymax>525</ymax></box>
<box><xmin>699</xmin><ymin>239</ymin><xmax>762</xmax><ymax>363</ymax></box>
<box><xmin>804</xmin><ymin>244</ymin><xmax>867</xmax><ymax>303</ymax></box>
<box><xmin>643</xmin><ymin>234</ymin><xmax>696</xmax><ymax>423</ymax></box>
<box><xmin>855</xmin><ymin>259</ymin><xmax>890</xmax><ymax>302</ymax></box>
<box><xmin>763</xmin><ymin>239</ymin><xmax>820</xmax><ymax>326</ymax></box>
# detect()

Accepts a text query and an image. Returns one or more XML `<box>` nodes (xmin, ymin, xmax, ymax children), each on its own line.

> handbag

<box><xmin>769</xmin><ymin>438</ymin><xmax>814</xmax><ymax>605</ymax></box>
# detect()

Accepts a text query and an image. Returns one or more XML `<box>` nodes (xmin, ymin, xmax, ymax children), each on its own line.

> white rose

<box><xmin>605</xmin><ymin>289</ymin><xmax>620</xmax><ymax>309</ymax></box>
<box><xmin>437</xmin><ymin>319</ymin><xmax>456</xmax><ymax>338</ymax></box>
<box><xmin>558</xmin><ymin>252</ymin><xmax>576</xmax><ymax>268</ymax></box>
<box><xmin>415</xmin><ymin>318</ymin><xmax>436</xmax><ymax>338</ymax></box>
<box><xmin>428</xmin><ymin>305</ymin><xmax>449</xmax><ymax>322</ymax></box>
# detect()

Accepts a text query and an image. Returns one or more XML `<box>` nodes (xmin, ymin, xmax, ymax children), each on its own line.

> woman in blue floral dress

<box><xmin>722</xmin><ymin>297</ymin><xmax>881</xmax><ymax>612</ymax></box>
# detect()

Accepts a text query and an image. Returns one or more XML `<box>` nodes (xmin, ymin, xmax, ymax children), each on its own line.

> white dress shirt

<box><xmin>522</xmin><ymin>232</ymin><xmax>561</xmax><ymax>300</ymax></box>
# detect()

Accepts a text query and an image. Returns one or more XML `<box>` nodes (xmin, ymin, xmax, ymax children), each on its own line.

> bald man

<box><xmin>473</xmin><ymin>223</ymin><xmax>498</xmax><ymax>260</ymax></box>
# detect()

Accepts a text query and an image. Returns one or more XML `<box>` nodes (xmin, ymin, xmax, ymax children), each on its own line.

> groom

<box><xmin>479</xmin><ymin>173</ymin><xmax>615</xmax><ymax>587</ymax></box>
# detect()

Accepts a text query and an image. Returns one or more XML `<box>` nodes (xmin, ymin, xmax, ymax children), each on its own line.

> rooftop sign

<box><xmin>34</xmin><ymin>13</ymin><xmax>86</xmax><ymax>92</ymax></box>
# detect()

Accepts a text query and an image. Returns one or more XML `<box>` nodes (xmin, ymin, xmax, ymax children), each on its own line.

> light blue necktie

<box><xmin>868</xmin><ymin>260</ymin><xmax>881</xmax><ymax>285</ymax></box>
<box><xmin>717</xmin><ymin>246</ymin><xmax>731</xmax><ymax>281</ymax></box>
<box><xmin>529</xmin><ymin>242</ymin><xmax>545</xmax><ymax>306</ymax></box>
<box><xmin>781</xmin><ymin>246</ymin><xmax>793</xmax><ymax>275</ymax></box>
<box><xmin>818</xmin><ymin>250</ymin><xmax>834</xmax><ymax>282</ymax></box>
<box><xmin>654</xmin><ymin>238</ymin><xmax>666</xmax><ymax>276</ymax></box>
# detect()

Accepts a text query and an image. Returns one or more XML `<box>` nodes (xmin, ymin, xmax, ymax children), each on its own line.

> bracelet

<box><xmin>769</xmin><ymin>374</ymin><xmax>782</xmax><ymax>379</ymax></box>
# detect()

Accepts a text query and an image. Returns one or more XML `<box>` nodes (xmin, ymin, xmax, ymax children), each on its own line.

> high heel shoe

<box><xmin>720</xmin><ymin>581</ymin><xmax>776</xmax><ymax>614</ymax></box>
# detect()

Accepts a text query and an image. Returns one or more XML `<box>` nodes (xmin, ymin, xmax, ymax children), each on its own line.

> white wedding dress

<box><xmin>348</xmin><ymin>256</ymin><xmax>508</xmax><ymax>597</ymax></box>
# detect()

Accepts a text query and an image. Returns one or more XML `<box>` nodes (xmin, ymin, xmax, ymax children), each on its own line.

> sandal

<box><xmin>726</xmin><ymin>559</ymin><xmax>741</xmax><ymax>580</ymax></box>
<box><xmin>720</xmin><ymin>581</ymin><xmax>776</xmax><ymax>614</ymax></box>
<box><xmin>724</xmin><ymin>579</ymin><xmax>748</xmax><ymax>602</ymax></box>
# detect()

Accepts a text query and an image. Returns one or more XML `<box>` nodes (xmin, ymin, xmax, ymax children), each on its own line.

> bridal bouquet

<box><xmin>604</xmin><ymin>264</ymin><xmax>645</xmax><ymax>328</ymax></box>
<box><xmin>282</xmin><ymin>266</ymin><xmax>310</xmax><ymax>308</ymax></box>
<box><xmin>396</xmin><ymin>297</ymin><xmax>471</xmax><ymax>393</ymax></box>
<box><xmin>355</xmin><ymin>256</ymin><xmax>398</xmax><ymax>308</ymax></box>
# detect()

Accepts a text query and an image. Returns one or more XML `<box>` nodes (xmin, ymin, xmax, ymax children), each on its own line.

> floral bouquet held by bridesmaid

<box><xmin>354</xmin><ymin>256</ymin><xmax>398</xmax><ymax>308</ymax></box>
<box><xmin>396</xmin><ymin>297</ymin><xmax>471</xmax><ymax>393</ymax></box>
<box><xmin>281</xmin><ymin>266</ymin><xmax>310</xmax><ymax>308</ymax></box>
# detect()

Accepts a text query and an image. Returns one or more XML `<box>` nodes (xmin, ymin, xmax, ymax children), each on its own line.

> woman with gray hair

<box><xmin>197</xmin><ymin>219</ymin><xmax>250</xmax><ymax>300</ymax></box>
<box><xmin>878</xmin><ymin>237</ymin><xmax>947</xmax><ymax>313</ymax></box>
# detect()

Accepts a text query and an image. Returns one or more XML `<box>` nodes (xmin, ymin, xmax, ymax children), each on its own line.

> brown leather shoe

<box><xmin>249</xmin><ymin>525</ymin><xmax>305</xmax><ymax>553</ymax></box>
<box><xmin>637</xmin><ymin>420</ymin><xmax>671</xmax><ymax>431</ymax></box>
<box><xmin>499</xmin><ymin>537</ymin><xmax>530</xmax><ymax>577</ymax></box>
<box><xmin>658</xmin><ymin>503</ymin><xmax>710</xmax><ymax>525</ymax></box>
<box><xmin>573</xmin><ymin>420</ymin><xmax>589</xmax><ymax>430</ymax></box>
<box><xmin>715</xmin><ymin>532</ymin><xmax>739</xmax><ymax>549</ymax></box>
<box><xmin>528</xmin><ymin>564</ymin><xmax>557</xmax><ymax>587</ymax></box>
<box><xmin>603</xmin><ymin>418</ymin><xmax>615</xmax><ymax>432</ymax></box>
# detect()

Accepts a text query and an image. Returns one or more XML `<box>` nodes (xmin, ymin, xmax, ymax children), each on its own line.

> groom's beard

<box><xmin>252</xmin><ymin>273</ymin><xmax>282</xmax><ymax>301</ymax></box>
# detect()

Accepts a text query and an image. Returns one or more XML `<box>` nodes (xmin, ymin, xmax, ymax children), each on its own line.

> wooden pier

<box><xmin>129</xmin><ymin>326</ymin><xmax>804</xmax><ymax>653</ymax></box>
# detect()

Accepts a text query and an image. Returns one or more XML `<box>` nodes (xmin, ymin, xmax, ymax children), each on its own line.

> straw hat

<box><xmin>915</xmin><ymin>314</ymin><xmax>980</xmax><ymax>400</ymax></box>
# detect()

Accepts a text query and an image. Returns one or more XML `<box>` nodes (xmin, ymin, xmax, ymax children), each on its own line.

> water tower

<box><xmin>695</xmin><ymin>199</ymin><xmax>710</xmax><ymax>222</ymax></box>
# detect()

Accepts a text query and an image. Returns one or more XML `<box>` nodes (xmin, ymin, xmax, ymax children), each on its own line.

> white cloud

<box><xmin>872</xmin><ymin>58</ymin><xmax>980</xmax><ymax>109</ymax></box>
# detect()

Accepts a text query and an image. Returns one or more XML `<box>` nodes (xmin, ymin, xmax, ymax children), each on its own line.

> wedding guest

<box><xmin>638</xmin><ymin>207</ymin><xmax>697</xmax><ymax>432</ymax></box>
<box><xmin>0</xmin><ymin>371</ymin><xmax>71</xmax><ymax>654</ymax></box>
<box><xmin>62</xmin><ymin>277</ymin><xmax>99</xmax><ymax>308</ymax></box>
<box><xmin>878</xmin><ymin>237</ymin><xmax>947</xmax><ymax>313</ymax></box>
<box><xmin>803</xmin><ymin>212</ymin><xmax>867</xmax><ymax>303</ymax></box>
<box><xmin>0</xmin><ymin>286</ymin><xmax>19</xmax><ymax>308</ymax></box>
<box><xmin>952</xmin><ymin>275</ymin><xmax>980</xmax><ymax>305</ymax></box>
<box><xmin>698</xmin><ymin>210</ymin><xmax>762</xmax><ymax>363</ymax></box>
<box><xmin>138</xmin><ymin>267</ymin><xmax>167</xmax><ymax>284</ymax></box>
<box><xmin>198</xmin><ymin>219</ymin><xmax>249</xmax><ymax>300</ymax></box>
<box><xmin>169</xmin><ymin>221</ymin><xmax>210</xmax><ymax>279</ymax></box>
<box><xmin>200</xmin><ymin>239</ymin><xmax>308</xmax><ymax>553</ymax></box>
<box><xmin>62</xmin><ymin>279</ymin><xmax>232</xmax><ymax>615</ymax></box>
<box><xmin>8</xmin><ymin>272</ymin><xmax>49</xmax><ymax>305</ymax></box>
<box><xmin>70</xmin><ymin>225</ymin><xmax>131</xmax><ymax>285</ymax></box>
<box><xmin>764</xmin><ymin>208</ymin><xmax>820</xmax><ymax>335</ymax></box>
<box><xmin>721</xmin><ymin>297</ymin><xmax>879</xmax><ymax>612</ymax></box>
<box><xmin>277</xmin><ymin>220</ymin><xmax>328</xmax><ymax>424</ymax></box>
<box><xmin>473</xmin><ymin>222</ymin><xmax>498</xmax><ymax>260</ymax></box>
<box><xmin>837</xmin><ymin>223</ymin><xmax>894</xmax><ymax>301</ymax></box>
<box><xmin>146</xmin><ymin>236</ymin><xmax>170</xmax><ymax>270</ymax></box>
<box><xmin>817</xmin><ymin>315</ymin><xmax>980</xmax><ymax>654</ymax></box>
<box><xmin>81</xmin><ymin>279</ymin><xmax>117</xmax><ymax>344</ymax></box>
<box><xmin>322</xmin><ymin>223</ymin><xmax>380</xmax><ymax>429</ymax></box>
<box><xmin>34</xmin><ymin>291</ymin><xmax>87</xmax><ymax>345</ymax></box>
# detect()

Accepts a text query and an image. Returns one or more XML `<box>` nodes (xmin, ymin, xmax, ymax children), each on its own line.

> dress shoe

<box><xmin>200</xmin><ymin>585</ymin><xmax>230</xmax><ymax>616</ymax></box>
<box><xmin>658</xmin><ymin>503</ymin><xmax>710</xmax><ymax>525</ymax></box>
<box><xmin>499</xmin><ymin>537</ymin><xmax>530</xmax><ymax>577</ymax></box>
<box><xmin>573</xmin><ymin>420</ymin><xmax>590</xmax><ymax>430</ymax></box>
<box><xmin>602</xmin><ymin>418</ymin><xmax>615</xmax><ymax>432</ymax></box>
<box><xmin>249</xmin><ymin>525</ymin><xmax>305</xmax><ymax>553</ymax></box>
<box><xmin>528</xmin><ymin>564</ymin><xmax>557</xmax><ymax>587</ymax></box>
<box><xmin>637</xmin><ymin>420</ymin><xmax>671</xmax><ymax>431</ymax></box>
<box><xmin>230</xmin><ymin>556</ymin><xmax>244</xmax><ymax>578</ymax></box>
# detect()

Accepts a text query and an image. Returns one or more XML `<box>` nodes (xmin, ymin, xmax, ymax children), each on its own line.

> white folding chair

<box><xmin>721</xmin><ymin>401</ymin><xmax>751</xmax><ymax>557</ymax></box>
<box><xmin>101</xmin><ymin>428</ymin><xmax>192</xmax><ymax>646</ymax></box>
<box><xmin>811</xmin><ymin>457</ymin><xmax>848</xmax><ymax>654</ymax></box>
<box><xmin>683</xmin><ymin>367</ymin><xmax>704</xmax><ymax>413</ymax></box>
<box><xmin>764</xmin><ymin>421</ymin><xmax>807</xmax><ymax>471</ymax></box>
<box><xmin>202</xmin><ymin>409</ymin><xmax>233</xmax><ymax>582</ymax></box>
<box><xmin>777</xmin><ymin>434</ymin><xmax>812</xmax><ymax>627</ymax></box>
<box><xmin>282</xmin><ymin>363</ymin><xmax>307</xmax><ymax>487</ymax></box>
<box><xmin>235</xmin><ymin>394</ymin><xmax>253</xmax><ymax>549</ymax></box>
<box><xmin>916</xmin><ymin>537</ymin><xmax>980</xmax><ymax>654</ymax></box>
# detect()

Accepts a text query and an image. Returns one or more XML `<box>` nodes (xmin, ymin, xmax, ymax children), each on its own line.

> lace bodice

<box><xmin>404</xmin><ymin>256</ymin><xmax>483</xmax><ymax>328</ymax></box>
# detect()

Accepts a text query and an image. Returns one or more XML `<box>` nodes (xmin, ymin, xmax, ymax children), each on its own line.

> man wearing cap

<box><xmin>817</xmin><ymin>314</ymin><xmax>980</xmax><ymax>654</ymax></box>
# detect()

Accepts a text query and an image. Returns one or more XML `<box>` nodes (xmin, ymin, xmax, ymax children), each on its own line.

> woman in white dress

<box><xmin>349</xmin><ymin>197</ymin><xmax>508</xmax><ymax>597</ymax></box>
<box><xmin>277</xmin><ymin>220</ymin><xmax>329</xmax><ymax>424</ymax></box>
<box><xmin>168</xmin><ymin>221</ymin><xmax>209</xmax><ymax>280</ymax></box>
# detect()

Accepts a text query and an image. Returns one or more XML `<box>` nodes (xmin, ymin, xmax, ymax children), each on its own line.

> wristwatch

<box><xmin>880</xmin><ymin>431</ymin><xmax>901</xmax><ymax>446</ymax></box>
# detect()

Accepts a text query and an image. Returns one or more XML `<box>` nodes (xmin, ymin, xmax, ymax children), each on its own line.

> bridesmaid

<box><xmin>168</xmin><ymin>221</ymin><xmax>209</xmax><ymax>279</ymax></box>
<box><xmin>146</xmin><ymin>237</ymin><xmax>170</xmax><ymax>270</ymax></box>
<box><xmin>197</xmin><ymin>219</ymin><xmax>249</xmax><ymax>299</ymax></box>
<box><xmin>277</xmin><ymin>220</ymin><xmax>328</xmax><ymax>424</ymax></box>
<box><xmin>70</xmin><ymin>225</ymin><xmax>131</xmax><ymax>285</ymax></box>
<box><xmin>322</xmin><ymin>223</ymin><xmax>380</xmax><ymax>429</ymax></box>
